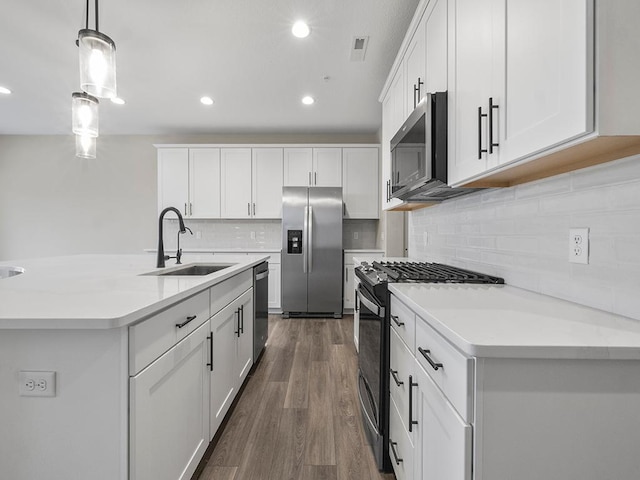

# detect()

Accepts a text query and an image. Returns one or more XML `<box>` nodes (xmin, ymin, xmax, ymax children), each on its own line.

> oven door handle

<box><xmin>357</xmin><ymin>285</ymin><xmax>385</xmax><ymax>318</ymax></box>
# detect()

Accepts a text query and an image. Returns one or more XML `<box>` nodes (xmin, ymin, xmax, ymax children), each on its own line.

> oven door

<box><xmin>357</xmin><ymin>283</ymin><xmax>387</xmax><ymax>469</ymax></box>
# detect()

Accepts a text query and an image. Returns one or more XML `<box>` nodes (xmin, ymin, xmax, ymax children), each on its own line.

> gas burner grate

<box><xmin>371</xmin><ymin>261</ymin><xmax>504</xmax><ymax>284</ymax></box>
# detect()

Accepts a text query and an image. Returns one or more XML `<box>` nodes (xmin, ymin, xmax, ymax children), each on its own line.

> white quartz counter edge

<box><xmin>143</xmin><ymin>248</ymin><xmax>281</xmax><ymax>254</ymax></box>
<box><xmin>388</xmin><ymin>283</ymin><xmax>640</xmax><ymax>360</ymax></box>
<box><xmin>0</xmin><ymin>254</ymin><xmax>268</xmax><ymax>330</ymax></box>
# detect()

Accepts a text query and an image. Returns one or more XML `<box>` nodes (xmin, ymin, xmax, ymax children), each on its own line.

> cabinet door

<box><xmin>405</xmin><ymin>17</ymin><xmax>426</xmax><ymax>114</ymax></box>
<box><xmin>252</xmin><ymin>148</ymin><xmax>283</xmax><ymax>218</ymax></box>
<box><xmin>343</xmin><ymin>264</ymin><xmax>355</xmax><ymax>310</ymax></box>
<box><xmin>283</xmin><ymin>148</ymin><xmax>313</xmax><ymax>186</ymax></box>
<box><xmin>448</xmin><ymin>0</ymin><xmax>501</xmax><ymax>185</ymax></box>
<box><xmin>414</xmin><ymin>361</ymin><xmax>472</xmax><ymax>480</ymax></box>
<box><xmin>189</xmin><ymin>148</ymin><xmax>221</xmax><ymax>218</ymax></box>
<box><xmin>130</xmin><ymin>322</ymin><xmax>210</xmax><ymax>480</ymax></box>
<box><xmin>209</xmin><ymin>301</ymin><xmax>239</xmax><ymax>437</ymax></box>
<box><xmin>158</xmin><ymin>148</ymin><xmax>189</xmax><ymax>215</ymax></box>
<box><xmin>499</xmin><ymin>0</ymin><xmax>592</xmax><ymax>164</ymax></box>
<box><xmin>425</xmin><ymin>0</ymin><xmax>448</xmax><ymax>93</ymax></box>
<box><xmin>268</xmin><ymin>264</ymin><xmax>281</xmax><ymax>310</ymax></box>
<box><xmin>220</xmin><ymin>148</ymin><xmax>252</xmax><ymax>218</ymax></box>
<box><xmin>382</xmin><ymin>87</ymin><xmax>404</xmax><ymax>211</ymax></box>
<box><xmin>312</xmin><ymin>148</ymin><xmax>342</xmax><ymax>186</ymax></box>
<box><xmin>236</xmin><ymin>289</ymin><xmax>254</xmax><ymax>385</ymax></box>
<box><xmin>342</xmin><ymin>147</ymin><xmax>379</xmax><ymax>219</ymax></box>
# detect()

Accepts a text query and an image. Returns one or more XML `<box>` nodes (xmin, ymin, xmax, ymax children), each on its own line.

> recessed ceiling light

<box><xmin>200</xmin><ymin>96</ymin><xmax>214</xmax><ymax>106</ymax></box>
<box><xmin>302</xmin><ymin>96</ymin><xmax>315</xmax><ymax>105</ymax></box>
<box><xmin>111</xmin><ymin>97</ymin><xmax>125</xmax><ymax>105</ymax></box>
<box><xmin>0</xmin><ymin>86</ymin><xmax>11</xmax><ymax>95</ymax></box>
<box><xmin>292</xmin><ymin>21</ymin><xmax>310</xmax><ymax>38</ymax></box>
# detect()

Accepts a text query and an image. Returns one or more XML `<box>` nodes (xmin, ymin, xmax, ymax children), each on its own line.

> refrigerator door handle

<box><xmin>308</xmin><ymin>205</ymin><xmax>313</xmax><ymax>273</ymax></box>
<box><xmin>303</xmin><ymin>205</ymin><xmax>309</xmax><ymax>274</ymax></box>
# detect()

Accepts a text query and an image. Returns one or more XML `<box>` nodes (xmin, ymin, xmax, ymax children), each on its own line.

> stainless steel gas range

<box><xmin>355</xmin><ymin>260</ymin><xmax>504</xmax><ymax>471</ymax></box>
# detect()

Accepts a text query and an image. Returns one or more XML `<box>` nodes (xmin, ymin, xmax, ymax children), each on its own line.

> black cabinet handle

<box><xmin>408</xmin><ymin>375</ymin><xmax>418</xmax><ymax>432</ymax></box>
<box><xmin>478</xmin><ymin>106</ymin><xmax>488</xmax><ymax>159</ymax></box>
<box><xmin>418</xmin><ymin>347</ymin><xmax>443</xmax><ymax>371</ymax></box>
<box><xmin>417</xmin><ymin>78</ymin><xmax>423</xmax><ymax>101</ymax></box>
<box><xmin>206</xmin><ymin>334</ymin><xmax>213</xmax><ymax>371</ymax></box>
<box><xmin>239</xmin><ymin>305</ymin><xmax>244</xmax><ymax>335</ymax></box>
<box><xmin>355</xmin><ymin>290</ymin><xmax>359</xmax><ymax>312</ymax></box>
<box><xmin>391</xmin><ymin>315</ymin><xmax>405</xmax><ymax>327</ymax></box>
<box><xmin>175</xmin><ymin>315</ymin><xmax>197</xmax><ymax>329</ymax></box>
<box><xmin>413</xmin><ymin>84</ymin><xmax>418</xmax><ymax>110</ymax></box>
<box><xmin>489</xmin><ymin>97</ymin><xmax>499</xmax><ymax>154</ymax></box>
<box><xmin>234</xmin><ymin>309</ymin><xmax>240</xmax><ymax>337</ymax></box>
<box><xmin>389</xmin><ymin>440</ymin><xmax>403</xmax><ymax>465</ymax></box>
<box><xmin>390</xmin><ymin>369</ymin><xmax>404</xmax><ymax>387</ymax></box>
<box><xmin>386</xmin><ymin>179</ymin><xmax>390</xmax><ymax>202</ymax></box>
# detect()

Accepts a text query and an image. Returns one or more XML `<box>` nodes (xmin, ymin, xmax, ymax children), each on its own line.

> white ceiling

<box><xmin>0</xmin><ymin>0</ymin><xmax>419</xmax><ymax>136</ymax></box>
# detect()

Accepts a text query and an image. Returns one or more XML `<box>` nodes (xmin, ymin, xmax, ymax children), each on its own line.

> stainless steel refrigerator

<box><xmin>281</xmin><ymin>187</ymin><xmax>343</xmax><ymax>318</ymax></box>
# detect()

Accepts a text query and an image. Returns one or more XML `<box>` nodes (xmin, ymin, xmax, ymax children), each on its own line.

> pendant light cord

<box><xmin>84</xmin><ymin>0</ymin><xmax>100</xmax><ymax>31</ymax></box>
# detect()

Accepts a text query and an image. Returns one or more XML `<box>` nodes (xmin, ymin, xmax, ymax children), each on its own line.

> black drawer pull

<box><xmin>391</xmin><ymin>315</ymin><xmax>405</xmax><ymax>327</ymax></box>
<box><xmin>489</xmin><ymin>97</ymin><xmax>499</xmax><ymax>154</ymax></box>
<box><xmin>390</xmin><ymin>369</ymin><xmax>404</xmax><ymax>387</ymax></box>
<box><xmin>239</xmin><ymin>305</ymin><xmax>244</xmax><ymax>334</ymax></box>
<box><xmin>478</xmin><ymin>106</ymin><xmax>488</xmax><ymax>159</ymax></box>
<box><xmin>235</xmin><ymin>309</ymin><xmax>240</xmax><ymax>337</ymax></box>
<box><xmin>418</xmin><ymin>347</ymin><xmax>443</xmax><ymax>371</ymax></box>
<box><xmin>175</xmin><ymin>315</ymin><xmax>197</xmax><ymax>329</ymax></box>
<box><xmin>408</xmin><ymin>375</ymin><xmax>418</xmax><ymax>433</ymax></box>
<box><xmin>389</xmin><ymin>440</ymin><xmax>403</xmax><ymax>465</ymax></box>
<box><xmin>206</xmin><ymin>334</ymin><xmax>213</xmax><ymax>371</ymax></box>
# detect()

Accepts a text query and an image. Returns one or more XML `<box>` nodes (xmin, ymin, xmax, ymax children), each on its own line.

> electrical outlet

<box><xmin>423</xmin><ymin>232</ymin><xmax>429</xmax><ymax>247</ymax></box>
<box><xmin>353</xmin><ymin>232</ymin><xmax>359</xmax><ymax>240</ymax></box>
<box><xmin>569</xmin><ymin>228</ymin><xmax>589</xmax><ymax>264</ymax></box>
<box><xmin>19</xmin><ymin>371</ymin><xmax>56</xmax><ymax>397</ymax></box>
<box><xmin>195</xmin><ymin>230</ymin><xmax>202</xmax><ymax>240</ymax></box>
<box><xmin>250</xmin><ymin>231</ymin><xmax>256</xmax><ymax>240</ymax></box>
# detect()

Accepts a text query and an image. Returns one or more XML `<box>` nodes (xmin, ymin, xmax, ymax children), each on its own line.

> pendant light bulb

<box><xmin>75</xmin><ymin>134</ymin><xmax>97</xmax><ymax>159</ymax></box>
<box><xmin>78</xmin><ymin>29</ymin><xmax>117</xmax><ymax>98</ymax></box>
<box><xmin>72</xmin><ymin>92</ymin><xmax>99</xmax><ymax>137</ymax></box>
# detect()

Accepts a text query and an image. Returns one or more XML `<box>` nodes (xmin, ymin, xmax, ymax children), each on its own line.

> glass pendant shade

<box><xmin>75</xmin><ymin>134</ymin><xmax>96</xmax><ymax>159</ymax></box>
<box><xmin>72</xmin><ymin>92</ymin><xmax>99</xmax><ymax>137</ymax></box>
<box><xmin>78</xmin><ymin>29</ymin><xmax>117</xmax><ymax>99</ymax></box>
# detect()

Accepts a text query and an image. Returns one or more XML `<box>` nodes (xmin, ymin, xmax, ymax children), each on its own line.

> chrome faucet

<box><xmin>157</xmin><ymin>207</ymin><xmax>187</xmax><ymax>268</ymax></box>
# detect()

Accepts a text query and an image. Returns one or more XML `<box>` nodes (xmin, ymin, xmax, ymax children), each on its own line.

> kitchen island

<box><xmin>0</xmin><ymin>254</ymin><xmax>268</xmax><ymax>480</ymax></box>
<box><xmin>387</xmin><ymin>283</ymin><xmax>640</xmax><ymax>480</ymax></box>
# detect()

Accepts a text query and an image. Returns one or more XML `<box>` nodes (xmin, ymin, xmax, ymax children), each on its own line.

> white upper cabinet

<box><xmin>381</xmin><ymin>69</ymin><xmax>406</xmax><ymax>211</ymax></box>
<box><xmin>424</xmin><ymin>0</ymin><xmax>448</xmax><ymax>93</ymax></box>
<box><xmin>405</xmin><ymin>16</ymin><xmax>427</xmax><ymax>114</ymax></box>
<box><xmin>312</xmin><ymin>148</ymin><xmax>343</xmax><ymax>187</ymax></box>
<box><xmin>252</xmin><ymin>148</ymin><xmax>284</xmax><ymax>218</ymax></box>
<box><xmin>284</xmin><ymin>147</ymin><xmax>343</xmax><ymax>187</ymax></box>
<box><xmin>283</xmin><ymin>148</ymin><xmax>313</xmax><ymax>186</ymax></box>
<box><xmin>342</xmin><ymin>147</ymin><xmax>379</xmax><ymax>219</ymax></box>
<box><xmin>449</xmin><ymin>0</ymin><xmax>593</xmax><ymax>186</ymax></box>
<box><xmin>189</xmin><ymin>149</ymin><xmax>221</xmax><ymax>218</ymax></box>
<box><xmin>158</xmin><ymin>147</ymin><xmax>220</xmax><ymax>218</ymax></box>
<box><xmin>220</xmin><ymin>148</ymin><xmax>253</xmax><ymax>218</ymax></box>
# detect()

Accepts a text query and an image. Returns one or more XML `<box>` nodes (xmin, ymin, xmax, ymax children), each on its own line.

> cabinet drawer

<box><xmin>210</xmin><ymin>270</ymin><xmax>252</xmax><ymax>315</ymax></box>
<box><xmin>415</xmin><ymin>315</ymin><xmax>474</xmax><ymax>422</ymax></box>
<box><xmin>389</xmin><ymin>396</ymin><xmax>415</xmax><ymax>480</ymax></box>
<box><xmin>389</xmin><ymin>326</ymin><xmax>414</xmax><ymax>428</ymax></box>
<box><xmin>390</xmin><ymin>294</ymin><xmax>416</xmax><ymax>351</ymax></box>
<box><xmin>129</xmin><ymin>290</ymin><xmax>210</xmax><ymax>375</ymax></box>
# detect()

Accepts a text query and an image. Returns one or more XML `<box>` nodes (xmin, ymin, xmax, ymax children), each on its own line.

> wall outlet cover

<box><xmin>19</xmin><ymin>371</ymin><xmax>56</xmax><ymax>397</ymax></box>
<box><xmin>569</xmin><ymin>228</ymin><xmax>589</xmax><ymax>264</ymax></box>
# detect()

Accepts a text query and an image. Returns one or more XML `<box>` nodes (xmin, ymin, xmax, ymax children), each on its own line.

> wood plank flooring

<box><xmin>199</xmin><ymin>315</ymin><xmax>395</xmax><ymax>480</ymax></box>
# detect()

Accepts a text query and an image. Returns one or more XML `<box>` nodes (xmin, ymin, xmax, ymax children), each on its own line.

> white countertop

<box><xmin>389</xmin><ymin>283</ymin><xmax>640</xmax><ymax>360</ymax></box>
<box><xmin>143</xmin><ymin>248</ymin><xmax>281</xmax><ymax>253</ymax></box>
<box><xmin>0</xmin><ymin>254</ymin><xmax>268</xmax><ymax>330</ymax></box>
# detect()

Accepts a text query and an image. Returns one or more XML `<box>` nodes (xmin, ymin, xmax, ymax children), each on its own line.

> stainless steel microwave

<box><xmin>390</xmin><ymin>91</ymin><xmax>450</xmax><ymax>201</ymax></box>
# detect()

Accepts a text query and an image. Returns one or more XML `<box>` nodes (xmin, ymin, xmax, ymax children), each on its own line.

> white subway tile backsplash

<box><xmin>409</xmin><ymin>154</ymin><xmax>640</xmax><ymax>320</ymax></box>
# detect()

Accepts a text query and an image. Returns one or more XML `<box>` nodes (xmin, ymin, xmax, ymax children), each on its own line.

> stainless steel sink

<box><xmin>0</xmin><ymin>266</ymin><xmax>25</xmax><ymax>279</ymax></box>
<box><xmin>145</xmin><ymin>263</ymin><xmax>235</xmax><ymax>276</ymax></box>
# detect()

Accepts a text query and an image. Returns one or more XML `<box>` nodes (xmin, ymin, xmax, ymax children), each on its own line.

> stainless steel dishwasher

<box><xmin>253</xmin><ymin>261</ymin><xmax>269</xmax><ymax>362</ymax></box>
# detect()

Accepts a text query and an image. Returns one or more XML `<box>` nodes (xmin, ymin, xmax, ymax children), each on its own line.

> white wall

<box><xmin>0</xmin><ymin>133</ymin><xmax>377</xmax><ymax>260</ymax></box>
<box><xmin>408</xmin><ymin>154</ymin><xmax>640</xmax><ymax>320</ymax></box>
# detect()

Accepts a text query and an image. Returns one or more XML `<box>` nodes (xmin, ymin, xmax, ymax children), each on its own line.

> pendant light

<box><xmin>75</xmin><ymin>134</ymin><xmax>97</xmax><ymax>159</ymax></box>
<box><xmin>71</xmin><ymin>92</ymin><xmax>99</xmax><ymax>137</ymax></box>
<box><xmin>78</xmin><ymin>0</ymin><xmax>117</xmax><ymax>99</ymax></box>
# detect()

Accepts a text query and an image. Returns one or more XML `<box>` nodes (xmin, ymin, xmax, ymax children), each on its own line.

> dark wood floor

<box><xmin>199</xmin><ymin>315</ymin><xmax>396</xmax><ymax>480</ymax></box>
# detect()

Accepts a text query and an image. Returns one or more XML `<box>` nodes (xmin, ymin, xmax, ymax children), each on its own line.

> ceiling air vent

<box><xmin>350</xmin><ymin>36</ymin><xmax>369</xmax><ymax>62</ymax></box>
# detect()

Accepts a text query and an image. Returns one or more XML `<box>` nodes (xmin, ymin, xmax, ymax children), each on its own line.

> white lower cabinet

<box><xmin>209</xmin><ymin>287</ymin><xmax>253</xmax><ymax>436</ymax></box>
<box><xmin>130</xmin><ymin>321</ymin><xmax>210</xmax><ymax>480</ymax></box>
<box><xmin>388</xmin><ymin>396</ymin><xmax>415</xmax><ymax>480</ymax></box>
<box><xmin>413</xmin><ymin>360</ymin><xmax>472</xmax><ymax>480</ymax></box>
<box><xmin>268</xmin><ymin>262</ymin><xmax>281</xmax><ymax>310</ymax></box>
